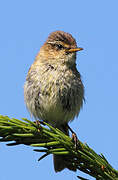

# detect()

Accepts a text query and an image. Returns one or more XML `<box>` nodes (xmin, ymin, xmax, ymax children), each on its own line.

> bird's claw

<box><xmin>72</xmin><ymin>132</ymin><xmax>79</xmax><ymax>149</ymax></box>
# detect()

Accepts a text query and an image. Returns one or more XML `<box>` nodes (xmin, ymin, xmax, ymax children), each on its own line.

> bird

<box><xmin>24</xmin><ymin>30</ymin><xmax>84</xmax><ymax>172</ymax></box>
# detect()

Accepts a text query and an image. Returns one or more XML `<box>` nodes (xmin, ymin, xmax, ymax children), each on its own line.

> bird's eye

<box><xmin>56</xmin><ymin>44</ymin><xmax>64</xmax><ymax>50</ymax></box>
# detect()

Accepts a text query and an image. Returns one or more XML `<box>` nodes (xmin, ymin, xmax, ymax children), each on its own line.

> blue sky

<box><xmin>0</xmin><ymin>0</ymin><xmax>118</xmax><ymax>179</ymax></box>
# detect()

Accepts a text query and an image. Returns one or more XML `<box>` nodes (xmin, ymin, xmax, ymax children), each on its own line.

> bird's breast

<box><xmin>24</xmin><ymin>64</ymin><xmax>84</xmax><ymax>126</ymax></box>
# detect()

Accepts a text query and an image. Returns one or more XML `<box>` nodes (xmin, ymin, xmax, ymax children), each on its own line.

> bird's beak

<box><xmin>66</xmin><ymin>47</ymin><xmax>83</xmax><ymax>53</ymax></box>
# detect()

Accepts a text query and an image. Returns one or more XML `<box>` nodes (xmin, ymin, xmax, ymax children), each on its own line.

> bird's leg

<box><xmin>34</xmin><ymin>120</ymin><xmax>45</xmax><ymax>126</ymax></box>
<box><xmin>34</xmin><ymin>120</ymin><xmax>45</xmax><ymax>132</ymax></box>
<box><xmin>67</xmin><ymin>124</ymin><xmax>79</xmax><ymax>149</ymax></box>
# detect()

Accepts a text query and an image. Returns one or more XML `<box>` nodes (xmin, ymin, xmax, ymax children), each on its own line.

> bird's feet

<box><xmin>34</xmin><ymin>120</ymin><xmax>45</xmax><ymax>126</ymax></box>
<box><xmin>67</xmin><ymin>124</ymin><xmax>79</xmax><ymax>149</ymax></box>
<box><xmin>34</xmin><ymin>120</ymin><xmax>45</xmax><ymax>132</ymax></box>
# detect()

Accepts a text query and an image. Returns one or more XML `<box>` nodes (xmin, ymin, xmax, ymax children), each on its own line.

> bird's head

<box><xmin>37</xmin><ymin>31</ymin><xmax>83</xmax><ymax>66</ymax></box>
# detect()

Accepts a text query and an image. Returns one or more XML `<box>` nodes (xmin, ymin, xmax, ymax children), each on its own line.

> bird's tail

<box><xmin>53</xmin><ymin>124</ymin><xmax>76</xmax><ymax>172</ymax></box>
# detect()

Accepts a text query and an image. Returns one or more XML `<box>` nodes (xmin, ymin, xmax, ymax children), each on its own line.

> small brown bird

<box><xmin>24</xmin><ymin>31</ymin><xmax>84</xmax><ymax>172</ymax></box>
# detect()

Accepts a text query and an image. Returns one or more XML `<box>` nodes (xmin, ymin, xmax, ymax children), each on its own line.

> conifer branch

<box><xmin>0</xmin><ymin>115</ymin><xmax>118</xmax><ymax>180</ymax></box>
